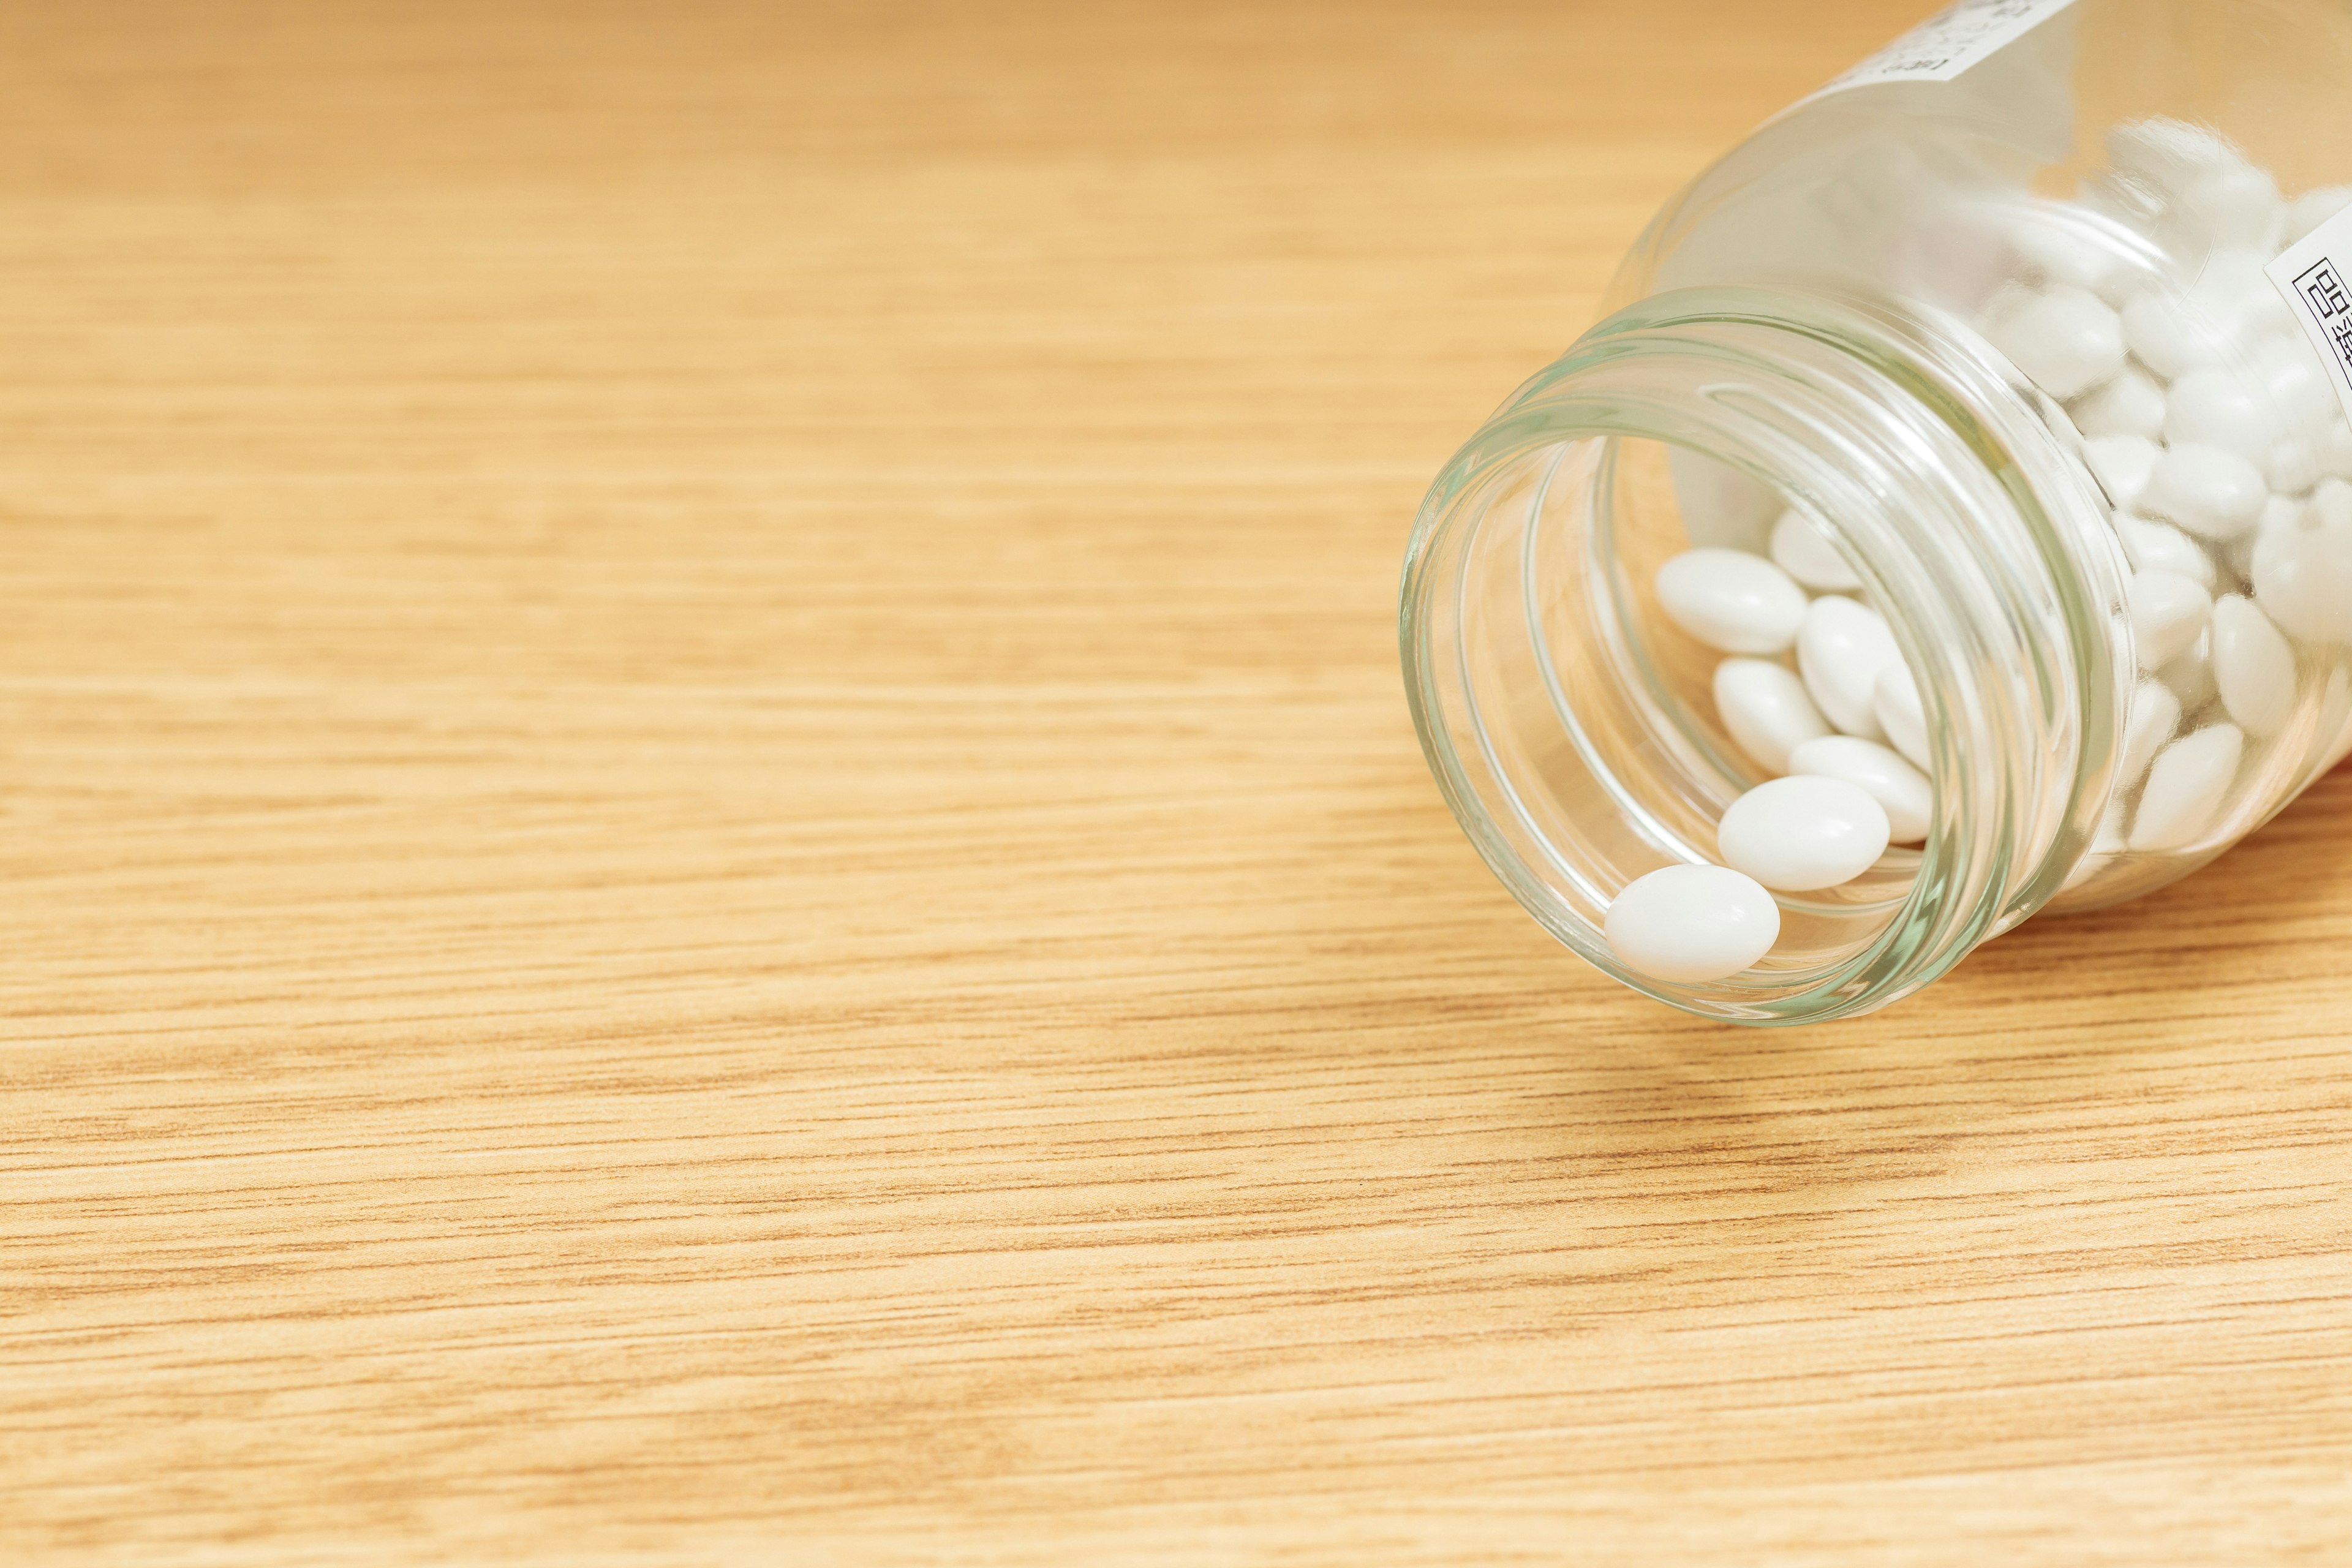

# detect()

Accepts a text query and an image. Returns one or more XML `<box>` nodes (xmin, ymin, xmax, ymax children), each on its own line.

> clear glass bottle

<box><xmin>1400</xmin><ymin>0</ymin><xmax>2352</xmax><ymax>1023</ymax></box>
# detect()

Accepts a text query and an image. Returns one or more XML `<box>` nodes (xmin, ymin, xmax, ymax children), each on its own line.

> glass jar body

<box><xmin>1403</xmin><ymin>0</ymin><xmax>2352</xmax><ymax>1021</ymax></box>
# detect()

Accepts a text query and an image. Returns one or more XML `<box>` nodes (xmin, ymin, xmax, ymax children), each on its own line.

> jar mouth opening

<box><xmin>1401</xmin><ymin>290</ymin><xmax>2128</xmax><ymax>1023</ymax></box>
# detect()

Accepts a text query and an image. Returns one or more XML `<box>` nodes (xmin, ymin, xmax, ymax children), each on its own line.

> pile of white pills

<box><xmin>1608</xmin><ymin>530</ymin><xmax>1921</xmax><ymax>983</ymax></box>
<box><xmin>1607</xmin><ymin>118</ymin><xmax>2352</xmax><ymax>987</ymax></box>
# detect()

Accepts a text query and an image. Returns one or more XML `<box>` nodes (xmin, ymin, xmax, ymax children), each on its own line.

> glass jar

<box><xmin>1400</xmin><ymin>0</ymin><xmax>2352</xmax><ymax>1023</ymax></box>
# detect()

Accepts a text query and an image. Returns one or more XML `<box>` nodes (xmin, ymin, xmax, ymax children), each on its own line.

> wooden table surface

<box><xmin>9</xmin><ymin>1</ymin><xmax>2352</xmax><ymax>1561</ymax></box>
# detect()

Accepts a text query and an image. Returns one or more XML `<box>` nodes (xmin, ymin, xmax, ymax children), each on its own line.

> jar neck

<box><xmin>1401</xmin><ymin>286</ymin><xmax>2131</xmax><ymax>1023</ymax></box>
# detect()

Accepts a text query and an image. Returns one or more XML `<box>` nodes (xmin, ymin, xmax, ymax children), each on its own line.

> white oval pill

<box><xmin>2256</xmin><ymin>341</ymin><xmax>2341</xmax><ymax>440</ymax></box>
<box><xmin>2138</xmin><ymin>443</ymin><xmax>2267</xmax><ymax>540</ymax></box>
<box><xmin>2268</xmin><ymin>439</ymin><xmax>2321</xmax><ymax>497</ymax></box>
<box><xmin>1872</xmin><ymin>662</ymin><xmax>1931</xmax><ymax>771</ymax></box>
<box><xmin>2190</xmin><ymin>247</ymin><xmax>2277</xmax><ymax>297</ymax></box>
<box><xmin>2193</xmin><ymin>249</ymin><xmax>2297</xmax><ymax>341</ymax></box>
<box><xmin>2168</xmin><ymin>163</ymin><xmax>2283</xmax><ymax>253</ymax></box>
<box><xmin>2122</xmin><ymin>290</ymin><xmax>2234</xmax><ymax>380</ymax></box>
<box><xmin>2163</xmin><ymin>367</ymin><xmax>2280</xmax><ymax>464</ymax></box>
<box><xmin>2119</xmin><ymin>677</ymin><xmax>2180</xmax><ymax>790</ymax></box>
<box><xmin>1604</xmin><ymin>864</ymin><xmax>1781</xmax><ymax>984</ymax></box>
<box><xmin>2252</xmin><ymin>488</ymin><xmax>2352</xmax><ymax>643</ymax></box>
<box><xmin>2114</xmin><ymin>513</ymin><xmax>2218</xmax><ymax>591</ymax></box>
<box><xmin>1654</xmin><ymin>548</ymin><xmax>1809</xmax><ymax>655</ymax></box>
<box><xmin>1796</xmin><ymin>595</ymin><xmax>1900</xmax><ymax>740</ymax></box>
<box><xmin>2230</xmin><ymin>492</ymin><xmax>2302</xmax><ymax>580</ymax></box>
<box><xmin>2070</xmin><ymin>366</ymin><xmax>2166</xmax><ymax>440</ymax></box>
<box><xmin>1716</xmin><ymin>775</ymin><xmax>1892</xmax><ymax>892</ymax></box>
<box><xmin>1987</xmin><ymin>285</ymin><xmax>2127</xmax><ymax>399</ymax></box>
<box><xmin>1713</xmin><ymin>657</ymin><xmax>1833</xmax><ymax>775</ymax></box>
<box><xmin>1767</xmin><ymin>508</ymin><xmax>1861</xmax><ymax>592</ymax></box>
<box><xmin>2010</xmin><ymin>218</ymin><xmax>2130</xmax><ymax>300</ymax></box>
<box><xmin>1787</xmin><ymin>735</ymin><xmax>1932</xmax><ymax>845</ymax></box>
<box><xmin>2128</xmin><ymin>569</ymin><xmax>2214</xmax><ymax>671</ymax></box>
<box><xmin>2211</xmin><ymin>594</ymin><xmax>2297</xmax><ymax>737</ymax></box>
<box><xmin>2127</xmin><ymin>723</ymin><xmax>2245</xmax><ymax>852</ymax></box>
<box><xmin>2159</xmin><ymin>627</ymin><xmax>2218</xmax><ymax>712</ymax></box>
<box><xmin>2084</xmin><ymin>434</ymin><xmax>2162</xmax><ymax>510</ymax></box>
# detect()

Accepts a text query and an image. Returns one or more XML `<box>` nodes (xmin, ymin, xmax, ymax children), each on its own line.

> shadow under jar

<box><xmin>1401</xmin><ymin>0</ymin><xmax>2352</xmax><ymax>1023</ymax></box>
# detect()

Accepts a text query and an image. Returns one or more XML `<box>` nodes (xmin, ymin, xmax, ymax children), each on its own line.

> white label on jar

<box><xmin>1798</xmin><ymin>0</ymin><xmax>2078</xmax><ymax>105</ymax></box>
<box><xmin>2269</xmin><ymin>205</ymin><xmax>2352</xmax><ymax>429</ymax></box>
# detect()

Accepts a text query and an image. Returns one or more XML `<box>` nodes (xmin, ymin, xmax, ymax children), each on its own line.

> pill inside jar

<box><xmin>1399</xmin><ymin>0</ymin><xmax>2352</xmax><ymax>1022</ymax></box>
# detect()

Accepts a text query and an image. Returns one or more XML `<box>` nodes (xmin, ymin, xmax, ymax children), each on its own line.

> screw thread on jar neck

<box><xmin>1401</xmin><ymin>286</ymin><xmax>2131</xmax><ymax>1023</ymax></box>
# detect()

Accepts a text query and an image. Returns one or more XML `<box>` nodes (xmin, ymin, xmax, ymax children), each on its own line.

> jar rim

<box><xmin>1400</xmin><ymin>286</ymin><xmax>2131</xmax><ymax>1023</ymax></box>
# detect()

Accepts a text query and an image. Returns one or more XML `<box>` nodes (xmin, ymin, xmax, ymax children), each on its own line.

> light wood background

<box><xmin>7</xmin><ymin>1</ymin><xmax>2351</xmax><ymax>1561</ymax></box>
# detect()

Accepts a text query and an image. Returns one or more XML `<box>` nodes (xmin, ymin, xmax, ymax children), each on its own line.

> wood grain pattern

<box><xmin>6</xmin><ymin>1</ymin><xmax>2351</xmax><ymax>1561</ymax></box>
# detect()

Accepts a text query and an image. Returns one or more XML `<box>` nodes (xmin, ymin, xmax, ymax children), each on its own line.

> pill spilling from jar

<box><xmin>1400</xmin><ymin>0</ymin><xmax>2352</xmax><ymax>1022</ymax></box>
